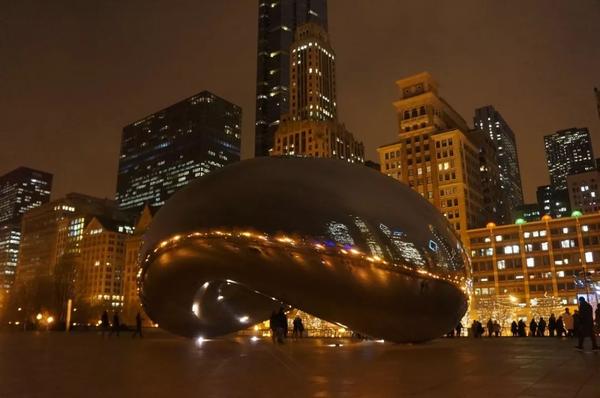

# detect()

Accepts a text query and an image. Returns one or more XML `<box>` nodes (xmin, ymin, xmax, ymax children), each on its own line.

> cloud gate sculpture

<box><xmin>138</xmin><ymin>157</ymin><xmax>469</xmax><ymax>343</ymax></box>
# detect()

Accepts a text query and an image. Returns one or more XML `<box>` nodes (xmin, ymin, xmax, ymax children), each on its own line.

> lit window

<box><xmin>526</xmin><ymin>258</ymin><xmax>535</xmax><ymax>268</ymax></box>
<box><xmin>495</xmin><ymin>235</ymin><xmax>503</xmax><ymax>242</ymax></box>
<box><xmin>541</xmin><ymin>242</ymin><xmax>549</xmax><ymax>251</ymax></box>
<box><xmin>562</xmin><ymin>227</ymin><xmax>569</xmax><ymax>234</ymax></box>
<box><xmin>582</xmin><ymin>225</ymin><xmax>589</xmax><ymax>232</ymax></box>
<box><xmin>497</xmin><ymin>260</ymin><xmax>506</xmax><ymax>269</ymax></box>
<box><xmin>523</xmin><ymin>232</ymin><xmax>531</xmax><ymax>239</ymax></box>
<box><xmin>585</xmin><ymin>251</ymin><xmax>593</xmax><ymax>263</ymax></box>
<box><xmin>557</xmin><ymin>271</ymin><xmax>565</xmax><ymax>277</ymax></box>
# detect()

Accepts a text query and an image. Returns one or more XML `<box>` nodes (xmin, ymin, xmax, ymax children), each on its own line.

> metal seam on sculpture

<box><xmin>138</xmin><ymin>229</ymin><xmax>469</xmax><ymax>289</ymax></box>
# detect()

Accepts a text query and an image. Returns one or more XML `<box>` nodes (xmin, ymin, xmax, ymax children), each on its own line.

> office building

<box><xmin>77</xmin><ymin>215</ymin><xmax>133</xmax><ymax>321</ymax></box>
<box><xmin>474</xmin><ymin>106</ymin><xmax>524</xmax><ymax>217</ymax></box>
<box><xmin>116</xmin><ymin>91</ymin><xmax>241</xmax><ymax>211</ymax></box>
<box><xmin>11</xmin><ymin>193</ymin><xmax>131</xmax><ymax>320</ymax></box>
<box><xmin>466</xmin><ymin>213</ymin><xmax>600</xmax><ymax>319</ymax></box>
<box><xmin>544</xmin><ymin>128</ymin><xmax>595</xmax><ymax>191</ymax></box>
<box><xmin>0</xmin><ymin>167</ymin><xmax>52</xmax><ymax>316</ymax></box>
<box><xmin>378</xmin><ymin>72</ymin><xmax>487</xmax><ymax>240</ymax></box>
<box><xmin>537</xmin><ymin>185</ymin><xmax>570</xmax><ymax>219</ymax></box>
<box><xmin>567</xmin><ymin>170</ymin><xmax>600</xmax><ymax>213</ymax></box>
<box><xmin>270</xmin><ymin>22</ymin><xmax>364</xmax><ymax>162</ymax></box>
<box><xmin>255</xmin><ymin>0</ymin><xmax>328</xmax><ymax>157</ymax></box>
<box><xmin>512</xmin><ymin>203</ymin><xmax>542</xmax><ymax>223</ymax></box>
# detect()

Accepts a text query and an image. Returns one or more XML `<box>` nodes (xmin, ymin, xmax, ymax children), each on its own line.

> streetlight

<box><xmin>36</xmin><ymin>313</ymin><xmax>42</xmax><ymax>321</ymax></box>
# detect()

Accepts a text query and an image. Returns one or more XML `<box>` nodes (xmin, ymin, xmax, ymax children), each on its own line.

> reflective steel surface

<box><xmin>139</xmin><ymin>157</ymin><xmax>470</xmax><ymax>342</ymax></box>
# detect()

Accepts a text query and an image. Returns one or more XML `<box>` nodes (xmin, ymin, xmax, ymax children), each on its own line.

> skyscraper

<box><xmin>474</xmin><ymin>106</ymin><xmax>524</xmax><ymax>215</ymax></box>
<box><xmin>116</xmin><ymin>91</ymin><xmax>241</xmax><ymax>210</ymax></box>
<box><xmin>377</xmin><ymin>72</ymin><xmax>488</xmax><ymax>240</ymax></box>
<box><xmin>255</xmin><ymin>0</ymin><xmax>328</xmax><ymax>157</ymax></box>
<box><xmin>0</xmin><ymin>167</ymin><xmax>52</xmax><ymax>315</ymax></box>
<box><xmin>544</xmin><ymin>128</ymin><xmax>595</xmax><ymax>191</ymax></box>
<box><xmin>536</xmin><ymin>185</ymin><xmax>570</xmax><ymax>219</ymax></box>
<box><xmin>270</xmin><ymin>22</ymin><xmax>364</xmax><ymax>162</ymax></box>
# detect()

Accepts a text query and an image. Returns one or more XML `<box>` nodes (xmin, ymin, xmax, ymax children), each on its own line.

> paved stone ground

<box><xmin>1</xmin><ymin>331</ymin><xmax>599</xmax><ymax>398</ymax></box>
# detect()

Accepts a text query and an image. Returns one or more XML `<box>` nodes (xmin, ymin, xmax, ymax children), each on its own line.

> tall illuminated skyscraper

<box><xmin>0</xmin><ymin>167</ymin><xmax>52</xmax><ymax>315</ymax></box>
<box><xmin>544</xmin><ymin>128</ymin><xmax>595</xmax><ymax>191</ymax></box>
<box><xmin>270</xmin><ymin>22</ymin><xmax>364</xmax><ymax>163</ymax></box>
<box><xmin>254</xmin><ymin>0</ymin><xmax>328</xmax><ymax>157</ymax></box>
<box><xmin>116</xmin><ymin>91</ymin><xmax>241</xmax><ymax>210</ymax></box>
<box><xmin>474</xmin><ymin>106</ymin><xmax>524</xmax><ymax>218</ymax></box>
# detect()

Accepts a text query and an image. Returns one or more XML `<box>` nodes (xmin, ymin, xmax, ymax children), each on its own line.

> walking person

<box><xmin>455</xmin><ymin>322</ymin><xmax>463</xmax><ymax>337</ymax></box>
<box><xmin>109</xmin><ymin>312</ymin><xmax>120</xmax><ymax>337</ymax></box>
<box><xmin>493</xmin><ymin>321</ymin><xmax>501</xmax><ymax>337</ymax></box>
<box><xmin>100</xmin><ymin>310</ymin><xmax>110</xmax><ymax>337</ymax></box>
<box><xmin>548</xmin><ymin>314</ymin><xmax>556</xmax><ymax>337</ymax></box>
<box><xmin>575</xmin><ymin>297</ymin><xmax>599</xmax><ymax>351</ymax></box>
<box><xmin>518</xmin><ymin>319</ymin><xmax>526</xmax><ymax>337</ymax></box>
<box><xmin>132</xmin><ymin>312</ymin><xmax>143</xmax><ymax>339</ymax></box>
<box><xmin>486</xmin><ymin>319</ymin><xmax>494</xmax><ymax>337</ymax></box>
<box><xmin>276</xmin><ymin>307</ymin><xmax>287</xmax><ymax>344</ymax></box>
<box><xmin>269</xmin><ymin>310</ymin><xmax>277</xmax><ymax>343</ymax></box>
<box><xmin>537</xmin><ymin>317</ymin><xmax>547</xmax><ymax>337</ymax></box>
<box><xmin>292</xmin><ymin>315</ymin><xmax>304</xmax><ymax>339</ymax></box>
<box><xmin>529</xmin><ymin>318</ymin><xmax>537</xmax><ymax>337</ymax></box>
<box><xmin>556</xmin><ymin>316</ymin><xmax>565</xmax><ymax>337</ymax></box>
<box><xmin>511</xmin><ymin>321</ymin><xmax>518</xmax><ymax>337</ymax></box>
<box><xmin>562</xmin><ymin>308</ymin><xmax>574</xmax><ymax>337</ymax></box>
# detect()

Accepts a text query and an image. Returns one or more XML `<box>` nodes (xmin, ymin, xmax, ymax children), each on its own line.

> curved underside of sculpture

<box><xmin>139</xmin><ymin>157</ymin><xmax>470</xmax><ymax>343</ymax></box>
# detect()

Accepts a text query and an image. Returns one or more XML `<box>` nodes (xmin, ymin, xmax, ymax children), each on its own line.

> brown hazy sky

<box><xmin>1</xmin><ymin>0</ymin><xmax>599</xmax><ymax>203</ymax></box>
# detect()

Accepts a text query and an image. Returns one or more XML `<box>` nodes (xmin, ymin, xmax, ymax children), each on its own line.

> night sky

<box><xmin>1</xmin><ymin>0</ymin><xmax>599</xmax><ymax>203</ymax></box>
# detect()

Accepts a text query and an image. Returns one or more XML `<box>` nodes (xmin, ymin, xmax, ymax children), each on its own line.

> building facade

<box><xmin>567</xmin><ymin>170</ymin><xmax>600</xmax><ymax>213</ymax></box>
<box><xmin>544</xmin><ymin>128</ymin><xmax>595</xmax><ymax>191</ymax></box>
<box><xmin>537</xmin><ymin>185</ymin><xmax>570</xmax><ymax>219</ymax></box>
<box><xmin>0</xmin><ymin>167</ymin><xmax>52</xmax><ymax>316</ymax></box>
<box><xmin>473</xmin><ymin>106</ymin><xmax>524</xmax><ymax>219</ymax></box>
<box><xmin>513</xmin><ymin>203</ymin><xmax>542</xmax><ymax>223</ymax></box>
<box><xmin>270</xmin><ymin>22</ymin><xmax>363</xmax><ymax>162</ymax></box>
<box><xmin>378</xmin><ymin>73</ymin><xmax>487</xmax><ymax>240</ymax></box>
<box><xmin>11</xmin><ymin>193</ymin><xmax>131</xmax><ymax>322</ymax></box>
<box><xmin>116</xmin><ymin>91</ymin><xmax>241</xmax><ymax>211</ymax></box>
<box><xmin>77</xmin><ymin>216</ymin><xmax>132</xmax><ymax>321</ymax></box>
<box><xmin>255</xmin><ymin>0</ymin><xmax>328</xmax><ymax>157</ymax></box>
<box><xmin>467</xmin><ymin>213</ymin><xmax>600</xmax><ymax>319</ymax></box>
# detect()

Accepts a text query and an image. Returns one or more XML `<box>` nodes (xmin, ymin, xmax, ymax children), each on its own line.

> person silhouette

<box><xmin>132</xmin><ymin>312</ymin><xmax>143</xmax><ymax>339</ymax></box>
<box><xmin>575</xmin><ymin>297</ymin><xmax>599</xmax><ymax>351</ymax></box>
<box><xmin>100</xmin><ymin>310</ymin><xmax>109</xmax><ymax>337</ymax></box>
<box><xmin>109</xmin><ymin>312</ymin><xmax>120</xmax><ymax>337</ymax></box>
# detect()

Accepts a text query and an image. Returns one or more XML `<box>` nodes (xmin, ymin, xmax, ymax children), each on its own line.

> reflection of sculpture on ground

<box><xmin>139</xmin><ymin>157</ymin><xmax>470</xmax><ymax>343</ymax></box>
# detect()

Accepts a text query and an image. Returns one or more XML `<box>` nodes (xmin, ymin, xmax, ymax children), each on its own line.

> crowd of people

<box><xmin>468</xmin><ymin>297</ymin><xmax>599</xmax><ymax>351</ymax></box>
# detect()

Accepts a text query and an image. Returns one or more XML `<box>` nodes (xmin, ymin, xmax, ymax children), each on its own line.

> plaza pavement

<box><xmin>0</xmin><ymin>331</ymin><xmax>599</xmax><ymax>398</ymax></box>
